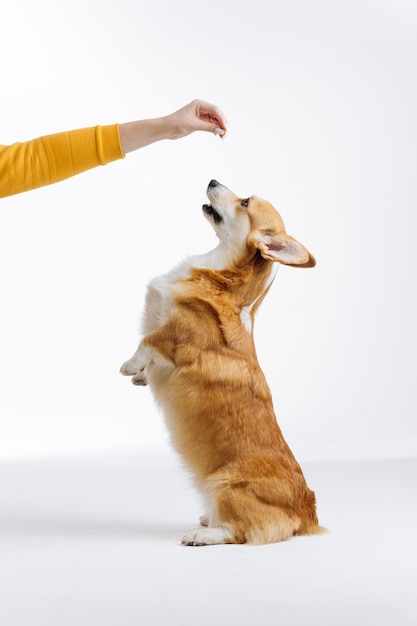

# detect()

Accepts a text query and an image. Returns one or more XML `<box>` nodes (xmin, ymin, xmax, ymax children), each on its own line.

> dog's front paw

<box><xmin>120</xmin><ymin>358</ymin><xmax>148</xmax><ymax>386</ymax></box>
<box><xmin>132</xmin><ymin>370</ymin><xmax>148</xmax><ymax>386</ymax></box>
<box><xmin>120</xmin><ymin>359</ymin><xmax>140</xmax><ymax>376</ymax></box>
<box><xmin>181</xmin><ymin>527</ymin><xmax>234</xmax><ymax>546</ymax></box>
<box><xmin>199</xmin><ymin>514</ymin><xmax>209</xmax><ymax>527</ymax></box>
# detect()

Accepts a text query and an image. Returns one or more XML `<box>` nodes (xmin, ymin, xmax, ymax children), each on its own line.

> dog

<box><xmin>120</xmin><ymin>180</ymin><xmax>323</xmax><ymax>546</ymax></box>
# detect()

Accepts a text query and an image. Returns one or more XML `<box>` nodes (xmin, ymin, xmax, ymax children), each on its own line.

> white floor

<box><xmin>0</xmin><ymin>453</ymin><xmax>416</xmax><ymax>626</ymax></box>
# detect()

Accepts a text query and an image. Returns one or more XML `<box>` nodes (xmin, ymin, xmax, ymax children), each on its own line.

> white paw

<box><xmin>120</xmin><ymin>359</ymin><xmax>140</xmax><ymax>376</ymax></box>
<box><xmin>181</xmin><ymin>527</ymin><xmax>234</xmax><ymax>546</ymax></box>
<box><xmin>132</xmin><ymin>370</ymin><xmax>148</xmax><ymax>386</ymax></box>
<box><xmin>120</xmin><ymin>359</ymin><xmax>148</xmax><ymax>385</ymax></box>
<box><xmin>199</xmin><ymin>514</ymin><xmax>209</xmax><ymax>527</ymax></box>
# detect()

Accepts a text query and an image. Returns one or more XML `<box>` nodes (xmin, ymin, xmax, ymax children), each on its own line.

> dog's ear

<box><xmin>249</xmin><ymin>230</ymin><xmax>316</xmax><ymax>268</ymax></box>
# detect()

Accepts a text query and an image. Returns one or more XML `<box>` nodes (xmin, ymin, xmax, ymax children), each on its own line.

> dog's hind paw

<box><xmin>181</xmin><ymin>527</ymin><xmax>234</xmax><ymax>546</ymax></box>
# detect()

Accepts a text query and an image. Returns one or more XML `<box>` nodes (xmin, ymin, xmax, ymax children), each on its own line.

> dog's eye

<box><xmin>241</xmin><ymin>198</ymin><xmax>250</xmax><ymax>207</ymax></box>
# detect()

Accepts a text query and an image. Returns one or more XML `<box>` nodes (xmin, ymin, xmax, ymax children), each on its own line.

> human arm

<box><xmin>0</xmin><ymin>124</ymin><xmax>123</xmax><ymax>198</ymax></box>
<box><xmin>0</xmin><ymin>99</ymin><xmax>227</xmax><ymax>198</ymax></box>
<box><xmin>118</xmin><ymin>99</ymin><xmax>227</xmax><ymax>153</ymax></box>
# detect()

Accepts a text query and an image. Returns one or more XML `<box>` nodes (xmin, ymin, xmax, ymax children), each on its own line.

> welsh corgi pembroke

<box><xmin>120</xmin><ymin>180</ymin><xmax>323</xmax><ymax>546</ymax></box>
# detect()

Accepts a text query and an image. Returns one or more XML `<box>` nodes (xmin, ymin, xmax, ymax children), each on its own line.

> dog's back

<box><xmin>121</xmin><ymin>180</ymin><xmax>323</xmax><ymax>546</ymax></box>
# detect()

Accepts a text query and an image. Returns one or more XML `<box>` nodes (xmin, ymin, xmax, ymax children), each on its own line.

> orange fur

<box><xmin>121</xmin><ymin>180</ymin><xmax>323</xmax><ymax>546</ymax></box>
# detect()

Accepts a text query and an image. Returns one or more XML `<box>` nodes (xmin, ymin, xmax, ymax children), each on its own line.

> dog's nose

<box><xmin>208</xmin><ymin>179</ymin><xmax>219</xmax><ymax>188</ymax></box>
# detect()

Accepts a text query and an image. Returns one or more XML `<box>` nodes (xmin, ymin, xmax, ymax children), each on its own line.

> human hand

<box><xmin>164</xmin><ymin>99</ymin><xmax>228</xmax><ymax>140</ymax></box>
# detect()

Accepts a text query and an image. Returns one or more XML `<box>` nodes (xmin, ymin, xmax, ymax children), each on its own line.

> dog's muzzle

<box><xmin>202</xmin><ymin>203</ymin><xmax>223</xmax><ymax>223</ymax></box>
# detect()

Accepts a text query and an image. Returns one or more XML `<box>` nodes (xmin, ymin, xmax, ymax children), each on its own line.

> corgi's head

<box><xmin>203</xmin><ymin>180</ymin><xmax>315</xmax><ymax>268</ymax></box>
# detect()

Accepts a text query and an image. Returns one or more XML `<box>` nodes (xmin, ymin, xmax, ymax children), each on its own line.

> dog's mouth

<box><xmin>202</xmin><ymin>203</ymin><xmax>223</xmax><ymax>224</ymax></box>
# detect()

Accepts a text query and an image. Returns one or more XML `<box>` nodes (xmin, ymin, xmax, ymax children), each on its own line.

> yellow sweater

<box><xmin>0</xmin><ymin>124</ymin><xmax>124</xmax><ymax>198</ymax></box>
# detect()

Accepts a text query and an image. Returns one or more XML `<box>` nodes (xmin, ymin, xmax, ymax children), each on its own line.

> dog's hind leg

<box><xmin>195</xmin><ymin>474</ymin><xmax>303</xmax><ymax>546</ymax></box>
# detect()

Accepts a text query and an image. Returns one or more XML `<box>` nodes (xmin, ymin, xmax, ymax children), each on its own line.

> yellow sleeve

<box><xmin>0</xmin><ymin>124</ymin><xmax>125</xmax><ymax>198</ymax></box>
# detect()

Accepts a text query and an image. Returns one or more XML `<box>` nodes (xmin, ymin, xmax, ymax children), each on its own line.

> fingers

<box><xmin>192</xmin><ymin>99</ymin><xmax>228</xmax><ymax>135</ymax></box>
<box><xmin>166</xmin><ymin>99</ymin><xmax>228</xmax><ymax>140</ymax></box>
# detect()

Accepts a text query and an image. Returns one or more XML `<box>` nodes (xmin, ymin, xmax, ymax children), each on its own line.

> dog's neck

<box><xmin>178</xmin><ymin>251</ymin><xmax>277</xmax><ymax>335</ymax></box>
<box><xmin>239</xmin><ymin>262</ymin><xmax>278</xmax><ymax>333</ymax></box>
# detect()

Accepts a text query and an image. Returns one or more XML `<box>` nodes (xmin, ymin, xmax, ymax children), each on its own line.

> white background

<box><xmin>1</xmin><ymin>0</ymin><xmax>416</xmax><ymax>462</ymax></box>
